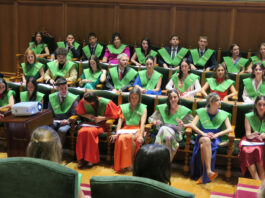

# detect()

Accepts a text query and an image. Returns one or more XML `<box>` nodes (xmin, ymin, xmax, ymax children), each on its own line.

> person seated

<box><xmin>105</xmin><ymin>53</ymin><xmax>137</xmax><ymax>92</ymax></box>
<box><xmin>188</xmin><ymin>36</ymin><xmax>217</xmax><ymax>71</ymax></box>
<box><xmin>223</xmin><ymin>44</ymin><xmax>248</xmax><ymax>74</ymax></box>
<box><xmin>79</xmin><ymin>55</ymin><xmax>107</xmax><ymax>89</ymax></box>
<box><xmin>201</xmin><ymin>64</ymin><xmax>237</xmax><ymax>101</ymax></box>
<box><xmin>51</xmin><ymin>33</ymin><xmax>82</xmax><ymax>60</ymax></box>
<box><xmin>133</xmin><ymin>144</ymin><xmax>171</xmax><ymax>185</ymax></box>
<box><xmin>131</xmin><ymin>37</ymin><xmax>157</xmax><ymax>66</ymax></box>
<box><xmin>238</xmin><ymin>95</ymin><xmax>265</xmax><ymax>181</ymax></box>
<box><xmin>243</xmin><ymin>63</ymin><xmax>265</xmax><ymax>104</ymax></box>
<box><xmin>44</xmin><ymin>48</ymin><xmax>77</xmax><ymax>85</ymax></box>
<box><xmin>20</xmin><ymin>77</ymin><xmax>44</xmax><ymax>105</ymax></box>
<box><xmin>149</xmin><ymin>90</ymin><xmax>193</xmax><ymax>161</ymax></box>
<box><xmin>48</xmin><ymin>77</ymin><xmax>79</xmax><ymax>144</ymax></box>
<box><xmin>190</xmin><ymin>92</ymin><xmax>233</xmax><ymax>184</ymax></box>
<box><xmin>27</xmin><ymin>32</ymin><xmax>50</xmax><ymax>58</ymax></box>
<box><xmin>110</xmin><ymin>87</ymin><xmax>147</xmax><ymax>172</ymax></box>
<box><xmin>247</xmin><ymin>43</ymin><xmax>265</xmax><ymax>73</ymax></box>
<box><xmin>21</xmin><ymin>49</ymin><xmax>45</xmax><ymax>84</ymax></box>
<box><xmin>76</xmin><ymin>92</ymin><xmax>119</xmax><ymax>168</ymax></box>
<box><xmin>166</xmin><ymin>58</ymin><xmax>201</xmax><ymax>97</ymax></box>
<box><xmin>102</xmin><ymin>33</ymin><xmax>130</xmax><ymax>64</ymax></box>
<box><xmin>82</xmin><ymin>32</ymin><xmax>104</xmax><ymax>60</ymax></box>
<box><xmin>0</xmin><ymin>78</ymin><xmax>15</xmax><ymax>112</ymax></box>
<box><xmin>133</xmin><ymin>56</ymin><xmax>162</xmax><ymax>95</ymax></box>
<box><xmin>158</xmin><ymin>34</ymin><xmax>189</xmax><ymax>69</ymax></box>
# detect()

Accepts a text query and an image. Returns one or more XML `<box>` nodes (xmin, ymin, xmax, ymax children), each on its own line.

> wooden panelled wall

<box><xmin>1</xmin><ymin>0</ymin><xmax>265</xmax><ymax>73</ymax></box>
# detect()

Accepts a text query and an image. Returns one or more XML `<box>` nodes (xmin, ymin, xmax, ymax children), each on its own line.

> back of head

<box><xmin>56</xmin><ymin>47</ymin><xmax>68</xmax><ymax>56</ymax></box>
<box><xmin>55</xmin><ymin>77</ymin><xmax>67</xmax><ymax>86</ymax></box>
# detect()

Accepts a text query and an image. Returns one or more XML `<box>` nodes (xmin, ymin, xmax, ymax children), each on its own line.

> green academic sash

<box><xmin>57</xmin><ymin>41</ymin><xmax>80</xmax><ymax>60</ymax></box>
<box><xmin>135</xmin><ymin>48</ymin><xmax>158</xmax><ymax>65</ymax></box>
<box><xmin>190</xmin><ymin>49</ymin><xmax>214</xmax><ymax>68</ymax></box>
<box><xmin>157</xmin><ymin>104</ymin><xmax>191</xmax><ymax>125</ymax></box>
<box><xmin>82</xmin><ymin>44</ymin><xmax>103</xmax><ymax>59</ymax></box>
<box><xmin>83</xmin><ymin>68</ymin><xmax>102</xmax><ymax>83</ymax></box>
<box><xmin>49</xmin><ymin>92</ymin><xmax>78</xmax><ymax>115</ymax></box>
<box><xmin>172</xmin><ymin>73</ymin><xmax>199</xmax><ymax>93</ymax></box>
<box><xmin>107</xmin><ymin>44</ymin><xmax>127</xmax><ymax>54</ymax></box>
<box><xmin>47</xmin><ymin>60</ymin><xmax>76</xmax><ymax>78</ymax></box>
<box><xmin>109</xmin><ymin>67</ymin><xmax>137</xmax><ymax>90</ymax></box>
<box><xmin>138</xmin><ymin>70</ymin><xmax>162</xmax><ymax>90</ymax></box>
<box><xmin>120</xmin><ymin>103</ymin><xmax>147</xmax><ymax>126</ymax></box>
<box><xmin>223</xmin><ymin>57</ymin><xmax>248</xmax><ymax>73</ymax></box>
<box><xmin>246</xmin><ymin>112</ymin><xmax>265</xmax><ymax>134</ymax></box>
<box><xmin>20</xmin><ymin>91</ymin><xmax>44</xmax><ymax>102</ymax></box>
<box><xmin>0</xmin><ymin>90</ymin><xmax>14</xmax><ymax>107</ymax></box>
<box><xmin>21</xmin><ymin>62</ymin><xmax>43</xmax><ymax>78</ymax></box>
<box><xmin>158</xmin><ymin>47</ymin><xmax>189</xmax><ymax>66</ymax></box>
<box><xmin>206</xmin><ymin>78</ymin><xmax>234</xmax><ymax>93</ymax></box>
<box><xmin>243</xmin><ymin>78</ymin><xmax>265</xmax><ymax>99</ymax></box>
<box><xmin>83</xmin><ymin>97</ymin><xmax>110</xmax><ymax>116</ymax></box>
<box><xmin>29</xmin><ymin>42</ymin><xmax>47</xmax><ymax>55</ymax></box>
<box><xmin>250</xmin><ymin>56</ymin><xmax>265</xmax><ymax>66</ymax></box>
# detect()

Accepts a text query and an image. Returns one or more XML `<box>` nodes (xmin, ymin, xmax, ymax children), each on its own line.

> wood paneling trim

<box><xmin>228</xmin><ymin>8</ymin><xmax>236</xmax><ymax>45</ymax></box>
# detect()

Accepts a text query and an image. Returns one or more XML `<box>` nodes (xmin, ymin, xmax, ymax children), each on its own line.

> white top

<box><xmin>242</xmin><ymin>78</ymin><xmax>263</xmax><ymax>104</ymax></box>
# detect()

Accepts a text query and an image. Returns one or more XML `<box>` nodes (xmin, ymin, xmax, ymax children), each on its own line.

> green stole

<box><xmin>109</xmin><ymin>67</ymin><xmax>137</xmax><ymax>90</ymax></box>
<box><xmin>223</xmin><ymin>57</ymin><xmax>248</xmax><ymax>73</ymax></box>
<box><xmin>107</xmin><ymin>44</ymin><xmax>127</xmax><ymax>54</ymax></box>
<box><xmin>83</xmin><ymin>97</ymin><xmax>110</xmax><ymax>116</ymax></box>
<box><xmin>82</xmin><ymin>43</ymin><xmax>103</xmax><ymax>59</ymax></box>
<box><xmin>156</xmin><ymin>104</ymin><xmax>191</xmax><ymax>125</ymax></box>
<box><xmin>120</xmin><ymin>103</ymin><xmax>147</xmax><ymax>126</ymax></box>
<box><xmin>246</xmin><ymin>112</ymin><xmax>265</xmax><ymax>134</ymax></box>
<box><xmin>190</xmin><ymin>49</ymin><xmax>214</xmax><ymax>68</ymax></box>
<box><xmin>21</xmin><ymin>62</ymin><xmax>43</xmax><ymax>78</ymax></box>
<box><xmin>20</xmin><ymin>91</ymin><xmax>44</xmax><ymax>102</ymax></box>
<box><xmin>250</xmin><ymin>56</ymin><xmax>265</xmax><ymax>66</ymax></box>
<box><xmin>47</xmin><ymin>60</ymin><xmax>76</xmax><ymax>78</ymax></box>
<box><xmin>206</xmin><ymin>78</ymin><xmax>234</xmax><ymax>92</ymax></box>
<box><xmin>29</xmin><ymin>42</ymin><xmax>47</xmax><ymax>55</ymax></box>
<box><xmin>138</xmin><ymin>70</ymin><xmax>162</xmax><ymax>90</ymax></box>
<box><xmin>83</xmin><ymin>68</ymin><xmax>102</xmax><ymax>83</ymax></box>
<box><xmin>135</xmin><ymin>48</ymin><xmax>158</xmax><ymax>65</ymax></box>
<box><xmin>243</xmin><ymin>78</ymin><xmax>265</xmax><ymax>99</ymax></box>
<box><xmin>49</xmin><ymin>92</ymin><xmax>78</xmax><ymax>115</ymax></box>
<box><xmin>158</xmin><ymin>47</ymin><xmax>189</xmax><ymax>66</ymax></box>
<box><xmin>0</xmin><ymin>90</ymin><xmax>13</xmax><ymax>107</ymax></box>
<box><xmin>172</xmin><ymin>73</ymin><xmax>199</xmax><ymax>93</ymax></box>
<box><xmin>57</xmin><ymin>41</ymin><xmax>80</xmax><ymax>60</ymax></box>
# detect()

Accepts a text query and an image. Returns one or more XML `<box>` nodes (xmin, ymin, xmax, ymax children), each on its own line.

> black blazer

<box><xmin>188</xmin><ymin>48</ymin><xmax>217</xmax><ymax>70</ymax></box>
<box><xmin>158</xmin><ymin>46</ymin><xmax>187</xmax><ymax>66</ymax></box>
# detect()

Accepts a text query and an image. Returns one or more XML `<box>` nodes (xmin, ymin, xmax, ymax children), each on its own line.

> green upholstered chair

<box><xmin>154</xmin><ymin>66</ymin><xmax>169</xmax><ymax>90</ymax></box>
<box><xmin>90</xmin><ymin>176</ymin><xmax>195</xmax><ymax>198</ymax></box>
<box><xmin>0</xmin><ymin>157</ymin><xmax>79</xmax><ymax>198</ymax></box>
<box><xmin>237</xmin><ymin>73</ymin><xmax>251</xmax><ymax>102</ymax></box>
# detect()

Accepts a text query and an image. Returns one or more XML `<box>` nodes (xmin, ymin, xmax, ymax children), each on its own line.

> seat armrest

<box><xmin>195</xmin><ymin>92</ymin><xmax>203</xmax><ymax>98</ymax></box>
<box><xmin>162</xmin><ymin>90</ymin><xmax>168</xmax><ymax>96</ymax></box>
<box><xmin>96</xmin><ymin>84</ymin><xmax>104</xmax><ymax>90</ymax></box>
<box><xmin>144</xmin><ymin>123</ymin><xmax>153</xmax><ymax>144</ymax></box>
<box><xmin>69</xmin><ymin>115</ymin><xmax>79</xmax><ymax>123</ymax></box>
<box><xmin>231</xmin><ymin>95</ymin><xmax>238</xmax><ymax>101</ymax></box>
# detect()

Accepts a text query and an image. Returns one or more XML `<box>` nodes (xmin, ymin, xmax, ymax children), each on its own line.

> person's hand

<box><xmin>60</xmin><ymin>119</ymin><xmax>69</xmax><ymax>125</ymax></box>
<box><xmin>207</xmin><ymin>132</ymin><xmax>215</xmax><ymax>139</ymax></box>
<box><xmin>153</xmin><ymin>120</ymin><xmax>162</xmax><ymax>125</ymax></box>
<box><xmin>86</xmin><ymin>114</ymin><xmax>95</xmax><ymax>120</ymax></box>
<box><xmin>205</xmin><ymin>67</ymin><xmax>211</xmax><ymax>71</ymax></box>
<box><xmin>137</xmin><ymin>136</ymin><xmax>144</xmax><ymax>144</ymax></box>
<box><xmin>247</xmin><ymin>132</ymin><xmax>259</xmax><ymax>140</ymax></box>
<box><xmin>50</xmin><ymin>79</ymin><xmax>55</xmax><ymax>85</ymax></box>
<box><xmin>177</xmin><ymin>119</ymin><xmax>185</xmax><ymax>128</ymax></box>
<box><xmin>223</xmin><ymin>96</ymin><xmax>229</xmax><ymax>102</ymax></box>
<box><xmin>190</xmin><ymin>64</ymin><xmax>197</xmax><ymax>70</ymax></box>
<box><xmin>163</xmin><ymin>63</ymin><xmax>168</xmax><ymax>69</ymax></box>
<box><xmin>136</xmin><ymin>63</ymin><xmax>141</xmax><ymax>66</ymax></box>
<box><xmin>109</xmin><ymin>134</ymin><xmax>118</xmax><ymax>143</ymax></box>
<box><xmin>0</xmin><ymin>114</ymin><xmax>4</xmax><ymax>119</ymax></box>
<box><xmin>68</xmin><ymin>40</ymin><xmax>73</xmax><ymax>47</ymax></box>
<box><xmin>141</xmin><ymin>88</ymin><xmax>147</xmax><ymax>94</ymax></box>
<box><xmin>94</xmin><ymin>116</ymin><xmax>105</xmax><ymax>123</ymax></box>
<box><xmin>259</xmin><ymin>133</ymin><xmax>265</xmax><ymax>140</ymax></box>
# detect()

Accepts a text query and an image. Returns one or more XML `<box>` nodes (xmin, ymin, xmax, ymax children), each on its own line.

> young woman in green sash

<box><xmin>22</xmin><ymin>49</ymin><xmax>45</xmax><ymax>84</ymax></box>
<box><xmin>27</xmin><ymin>32</ymin><xmax>50</xmax><ymax>58</ymax></box>
<box><xmin>201</xmin><ymin>64</ymin><xmax>237</xmax><ymax>101</ymax></box>
<box><xmin>110</xmin><ymin>87</ymin><xmax>147</xmax><ymax>172</ymax></box>
<box><xmin>131</xmin><ymin>38</ymin><xmax>157</xmax><ymax>66</ymax></box>
<box><xmin>148</xmin><ymin>90</ymin><xmax>193</xmax><ymax>161</ymax></box>
<box><xmin>243</xmin><ymin>63</ymin><xmax>265</xmax><ymax>104</ymax></box>
<box><xmin>79</xmin><ymin>55</ymin><xmax>107</xmax><ymax>89</ymax></box>
<box><xmin>0</xmin><ymin>78</ymin><xmax>15</xmax><ymax>112</ymax></box>
<box><xmin>133</xmin><ymin>56</ymin><xmax>162</xmax><ymax>95</ymax></box>
<box><xmin>20</xmin><ymin>77</ymin><xmax>44</xmax><ymax>105</ymax></box>
<box><xmin>102</xmin><ymin>33</ymin><xmax>130</xmax><ymax>65</ymax></box>
<box><xmin>166</xmin><ymin>58</ymin><xmax>201</xmax><ymax>97</ymax></box>
<box><xmin>247</xmin><ymin>43</ymin><xmax>265</xmax><ymax>73</ymax></box>
<box><xmin>238</xmin><ymin>95</ymin><xmax>265</xmax><ymax>180</ymax></box>
<box><xmin>190</xmin><ymin>93</ymin><xmax>232</xmax><ymax>184</ymax></box>
<box><xmin>223</xmin><ymin>44</ymin><xmax>247</xmax><ymax>74</ymax></box>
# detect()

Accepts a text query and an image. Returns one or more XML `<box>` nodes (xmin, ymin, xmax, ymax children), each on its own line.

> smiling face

<box><xmin>253</xmin><ymin>65</ymin><xmax>264</xmax><ymax>79</ymax></box>
<box><xmin>26</xmin><ymin>52</ymin><xmax>35</xmax><ymax>65</ymax></box>
<box><xmin>180</xmin><ymin>61</ymin><xmax>190</xmax><ymax>75</ymax></box>
<box><xmin>27</xmin><ymin>81</ymin><xmax>35</xmax><ymax>95</ymax></box>
<box><xmin>216</xmin><ymin>65</ymin><xmax>225</xmax><ymax>79</ymax></box>
<box><xmin>169</xmin><ymin>92</ymin><xmax>179</xmax><ymax>107</ymax></box>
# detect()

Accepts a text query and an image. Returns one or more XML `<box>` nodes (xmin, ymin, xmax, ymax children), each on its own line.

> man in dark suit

<box><xmin>82</xmin><ymin>32</ymin><xmax>105</xmax><ymax>60</ymax></box>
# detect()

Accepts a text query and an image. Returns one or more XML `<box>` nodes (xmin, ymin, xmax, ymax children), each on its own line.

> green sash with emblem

<box><xmin>107</xmin><ymin>44</ymin><xmax>127</xmax><ymax>54</ymax></box>
<box><xmin>83</xmin><ymin>68</ymin><xmax>102</xmax><ymax>83</ymax></box>
<box><xmin>224</xmin><ymin>57</ymin><xmax>248</xmax><ymax>73</ymax></box>
<box><xmin>49</xmin><ymin>92</ymin><xmax>78</xmax><ymax>115</ymax></box>
<box><xmin>21</xmin><ymin>62</ymin><xmax>43</xmax><ymax>78</ymax></box>
<box><xmin>138</xmin><ymin>70</ymin><xmax>162</xmax><ymax>90</ymax></box>
<box><xmin>243</xmin><ymin>78</ymin><xmax>265</xmax><ymax>99</ymax></box>
<box><xmin>158</xmin><ymin>47</ymin><xmax>189</xmax><ymax>66</ymax></box>
<box><xmin>190</xmin><ymin>49</ymin><xmax>214</xmax><ymax>68</ymax></box>
<box><xmin>29</xmin><ymin>42</ymin><xmax>47</xmax><ymax>55</ymax></box>
<box><xmin>82</xmin><ymin>44</ymin><xmax>103</xmax><ymax>59</ymax></box>
<box><xmin>0</xmin><ymin>90</ymin><xmax>14</xmax><ymax>107</ymax></box>
<box><xmin>206</xmin><ymin>78</ymin><xmax>234</xmax><ymax>93</ymax></box>
<box><xmin>57</xmin><ymin>41</ymin><xmax>80</xmax><ymax>60</ymax></box>
<box><xmin>135</xmin><ymin>48</ymin><xmax>157</xmax><ymax>65</ymax></box>
<box><xmin>120</xmin><ymin>103</ymin><xmax>147</xmax><ymax>126</ymax></box>
<box><xmin>83</xmin><ymin>97</ymin><xmax>110</xmax><ymax>116</ymax></box>
<box><xmin>157</xmin><ymin>104</ymin><xmax>191</xmax><ymax>125</ymax></box>
<box><xmin>172</xmin><ymin>73</ymin><xmax>199</xmax><ymax>93</ymax></box>
<box><xmin>20</xmin><ymin>91</ymin><xmax>44</xmax><ymax>102</ymax></box>
<box><xmin>47</xmin><ymin>60</ymin><xmax>76</xmax><ymax>78</ymax></box>
<box><xmin>246</xmin><ymin>112</ymin><xmax>265</xmax><ymax>134</ymax></box>
<box><xmin>109</xmin><ymin>67</ymin><xmax>137</xmax><ymax>90</ymax></box>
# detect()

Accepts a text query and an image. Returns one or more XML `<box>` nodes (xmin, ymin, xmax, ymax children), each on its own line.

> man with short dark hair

<box><xmin>82</xmin><ymin>32</ymin><xmax>104</xmax><ymax>60</ymax></box>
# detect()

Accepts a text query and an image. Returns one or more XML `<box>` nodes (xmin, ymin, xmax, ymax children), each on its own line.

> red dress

<box><xmin>75</xmin><ymin>99</ymin><xmax>119</xmax><ymax>164</ymax></box>
<box><xmin>209</xmin><ymin>78</ymin><xmax>229</xmax><ymax>100</ymax></box>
